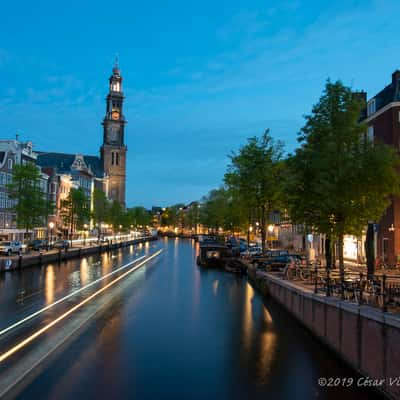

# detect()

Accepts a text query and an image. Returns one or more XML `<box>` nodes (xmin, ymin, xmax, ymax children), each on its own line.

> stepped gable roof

<box><xmin>36</xmin><ymin>151</ymin><xmax>104</xmax><ymax>178</ymax></box>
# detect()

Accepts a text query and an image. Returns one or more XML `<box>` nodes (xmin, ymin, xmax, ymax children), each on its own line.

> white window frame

<box><xmin>367</xmin><ymin>99</ymin><xmax>376</xmax><ymax>117</ymax></box>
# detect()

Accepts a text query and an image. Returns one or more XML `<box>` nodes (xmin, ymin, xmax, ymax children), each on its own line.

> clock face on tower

<box><xmin>112</xmin><ymin>111</ymin><xmax>120</xmax><ymax>120</ymax></box>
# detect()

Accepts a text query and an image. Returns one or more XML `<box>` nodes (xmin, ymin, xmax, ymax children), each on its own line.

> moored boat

<box><xmin>196</xmin><ymin>242</ymin><xmax>230</xmax><ymax>268</ymax></box>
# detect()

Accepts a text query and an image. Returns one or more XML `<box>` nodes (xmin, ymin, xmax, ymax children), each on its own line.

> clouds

<box><xmin>0</xmin><ymin>0</ymin><xmax>399</xmax><ymax>206</ymax></box>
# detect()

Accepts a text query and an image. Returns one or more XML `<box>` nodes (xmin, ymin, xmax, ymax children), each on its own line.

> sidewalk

<box><xmin>0</xmin><ymin>236</ymin><xmax>156</xmax><ymax>271</ymax></box>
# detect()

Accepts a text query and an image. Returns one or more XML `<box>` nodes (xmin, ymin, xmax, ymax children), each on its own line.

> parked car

<box><xmin>27</xmin><ymin>239</ymin><xmax>49</xmax><ymax>251</ymax></box>
<box><xmin>265</xmin><ymin>249</ymin><xmax>289</xmax><ymax>258</ymax></box>
<box><xmin>0</xmin><ymin>241</ymin><xmax>23</xmax><ymax>256</ymax></box>
<box><xmin>241</xmin><ymin>245</ymin><xmax>262</xmax><ymax>257</ymax></box>
<box><xmin>52</xmin><ymin>239</ymin><xmax>70</xmax><ymax>250</ymax></box>
<box><xmin>263</xmin><ymin>254</ymin><xmax>296</xmax><ymax>271</ymax></box>
<box><xmin>226</xmin><ymin>237</ymin><xmax>242</xmax><ymax>256</ymax></box>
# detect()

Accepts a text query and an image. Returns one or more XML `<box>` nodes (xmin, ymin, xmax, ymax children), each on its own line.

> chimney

<box><xmin>393</xmin><ymin>70</ymin><xmax>400</xmax><ymax>101</ymax></box>
<box><xmin>392</xmin><ymin>70</ymin><xmax>400</xmax><ymax>85</ymax></box>
<box><xmin>352</xmin><ymin>91</ymin><xmax>367</xmax><ymax>104</ymax></box>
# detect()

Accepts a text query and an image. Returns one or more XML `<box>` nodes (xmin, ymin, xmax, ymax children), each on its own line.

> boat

<box><xmin>196</xmin><ymin>242</ymin><xmax>230</xmax><ymax>268</ymax></box>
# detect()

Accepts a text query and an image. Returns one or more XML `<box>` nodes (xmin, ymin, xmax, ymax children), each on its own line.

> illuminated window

<box><xmin>112</xmin><ymin>82</ymin><xmax>120</xmax><ymax>92</ymax></box>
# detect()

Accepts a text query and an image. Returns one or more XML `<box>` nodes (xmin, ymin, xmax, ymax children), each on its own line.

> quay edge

<box><xmin>0</xmin><ymin>236</ymin><xmax>158</xmax><ymax>272</ymax></box>
<box><xmin>247</xmin><ymin>264</ymin><xmax>400</xmax><ymax>400</ymax></box>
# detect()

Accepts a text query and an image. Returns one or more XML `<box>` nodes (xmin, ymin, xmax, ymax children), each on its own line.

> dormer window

<box><xmin>367</xmin><ymin>99</ymin><xmax>376</xmax><ymax>117</ymax></box>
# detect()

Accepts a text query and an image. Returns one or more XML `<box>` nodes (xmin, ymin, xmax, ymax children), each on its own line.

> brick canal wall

<box><xmin>0</xmin><ymin>236</ymin><xmax>158</xmax><ymax>272</ymax></box>
<box><xmin>248</xmin><ymin>266</ymin><xmax>400</xmax><ymax>400</ymax></box>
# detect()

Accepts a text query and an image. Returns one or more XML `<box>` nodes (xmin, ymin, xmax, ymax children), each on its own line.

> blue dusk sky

<box><xmin>0</xmin><ymin>0</ymin><xmax>399</xmax><ymax>208</ymax></box>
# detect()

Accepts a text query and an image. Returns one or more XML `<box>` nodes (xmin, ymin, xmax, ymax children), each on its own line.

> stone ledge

<box><xmin>259</xmin><ymin>271</ymin><xmax>400</xmax><ymax>328</ymax></box>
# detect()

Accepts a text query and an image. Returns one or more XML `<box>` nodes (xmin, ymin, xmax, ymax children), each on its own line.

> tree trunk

<box><xmin>365</xmin><ymin>223</ymin><xmax>375</xmax><ymax>280</ymax></box>
<box><xmin>325</xmin><ymin>235</ymin><xmax>332</xmax><ymax>296</ymax></box>
<box><xmin>325</xmin><ymin>235</ymin><xmax>332</xmax><ymax>269</ymax></box>
<box><xmin>338</xmin><ymin>232</ymin><xmax>345</xmax><ymax>299</ymax></box>
<box><xmin>247</xmin><ymin>210</ymin><xmax>251</xmax><ymax>249</ymax></box>
<box><xmin>260</xmin><ymin>205</ymin><xmax>266</xmax><ymax>253</ymax></box>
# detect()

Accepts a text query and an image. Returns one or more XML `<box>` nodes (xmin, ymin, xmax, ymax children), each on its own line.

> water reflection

<box><xmin>257</xmin><ymin>308</ymin><xmax>277</xmax><ymax>378</ymax></box>
<box><xmin>242</xmin><ymin>282</ymin><xmax>254</xmax><ymax>353</ymax></box>
<box><xmin>13</xmin><ymin>239</ymin><xmax>383</xmax><ymax>400</ymax></box>
<box><xmin>45</xmin><ymin>265</ymin><xmax>55</xmax><ymax>305</ymax></box>
<box><xmin>212</xmin><ymin>280</ymin><xmax>219</xmax><ymax>296</ymax></box>
<box><xmin>80</xmin><ymin>258</ymin><xmax>89</xmax><ymax>286</ymax></box>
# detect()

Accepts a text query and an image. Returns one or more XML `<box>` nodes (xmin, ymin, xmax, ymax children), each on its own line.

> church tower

<box><xmin>101</xmin><ymin>59</ymin><xmax>127</xmax><ymax>208</ymax></box>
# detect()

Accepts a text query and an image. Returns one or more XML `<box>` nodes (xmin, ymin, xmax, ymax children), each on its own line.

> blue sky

<box><xmin>0</xmin><ymin>0</ymin><xmax>399</xmax><ymax>207</ymax></box>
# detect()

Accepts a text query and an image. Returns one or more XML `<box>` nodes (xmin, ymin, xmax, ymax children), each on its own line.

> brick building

<box><xmin>365</xmin><ymin>70</ymin><xmax>400</xmax><ymax>265</ymax></box>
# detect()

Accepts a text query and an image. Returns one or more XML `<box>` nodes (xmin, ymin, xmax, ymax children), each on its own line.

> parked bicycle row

<box><xmin>249</xmin><ymin>253</ymin><xmax>400</xmax><ymax>312</ymax></box>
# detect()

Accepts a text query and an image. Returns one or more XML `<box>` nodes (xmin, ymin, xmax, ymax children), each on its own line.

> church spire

<box><xmin>112</xmin><ymin>53</ymin><xmax>120</xmax><ymax>75</ymax></box>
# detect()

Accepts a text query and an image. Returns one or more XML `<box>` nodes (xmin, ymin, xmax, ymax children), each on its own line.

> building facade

<box><xmin>0</xmin><ymin>139</ymin><xmax>49</xmax><ymax>241</ymax></box>
<box><xmin>36</xmin><ymin>62</ymin><xmax>128</xmax><ymax>234</ymax></box>
<box><xmin>365</xmin><ymin>70</ymin><xmax>400</xmax><ymax>265</ymax></box>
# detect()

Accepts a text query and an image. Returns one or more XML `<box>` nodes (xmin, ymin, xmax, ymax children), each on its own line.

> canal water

<box><xmin>2</xmin><ymin>238</ymin><xmax>381</xmax><ymax>399</ymax></box>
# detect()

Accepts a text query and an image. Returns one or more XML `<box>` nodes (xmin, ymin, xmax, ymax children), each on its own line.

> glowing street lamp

<box><xmin>48</xmin><ymin>221</ymin><xmax>55</xmax><ymax>245</ymax></box>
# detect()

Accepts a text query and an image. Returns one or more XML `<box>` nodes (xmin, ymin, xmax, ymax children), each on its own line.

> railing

<box><xmin>277</xmin><ymin>263</ymin><xmax>400</xmax><ymax>312</ymax></box>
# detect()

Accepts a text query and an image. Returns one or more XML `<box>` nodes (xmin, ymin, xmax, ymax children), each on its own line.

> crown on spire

<box><xmin>112</xmin><ymin>53</ymin><xmax>120</xmax><ymax>75</ymax></box>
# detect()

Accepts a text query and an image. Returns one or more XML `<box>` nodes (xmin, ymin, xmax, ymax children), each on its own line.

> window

<box><xmin>6</xmin><ymin>174</ymin><xmax>12</xmax><ymax>184</ymax></box>
<box><xmin>116</xmin><ymin>153</ymin><xmax>119</xmax><ymax>165</ymax></box>
<box><xmin>111</xmin><ymin>82</ymin><xmax>120</xmax><ymax>92</ymax></box>
<box><xmin>367</xmin><ymin>126</ymin><xmax>374</xmax><ymax>142</ymax></box>
<box><xmin>367</xmin><ymin>99</ymin><xmax>376</xmax><ymax>117</ymax></box>
<box><xmin>7</xmin><ymin>159</ymin><xmax>13</xmax><ymax>170</ymax></box>
<box><xmin>111</xmin><ymin>152</ymin><xmax>115</xmax><ymax>165</ymax></box>
<box><xmin>0</xmin><ymin>192</ymin><xmax>5</xmax><ymax>208</ymax></box>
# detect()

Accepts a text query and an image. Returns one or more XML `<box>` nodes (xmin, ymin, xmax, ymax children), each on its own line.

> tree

<box><xmin>7</xmin><ymin>163</ymin><xmax>53</xmax><ymax>237</ymax></box>
<box><xmin>161</xmin><ymin>204</ymin><xmax>184</xmax><ymax>229</ymax></box>
<box><xmin>284</xmin><ymin>80</ymin><xmax>400</xmax><ymax>289</ymax></box>
<box><xmin>199</xmin><ymin>189</ymin><xmax>228</xmax><ymax>232</ymax></box>
<box><xmin>127</xmin><ymin>206</ymin><xmax>151</xmax><ymax>229</ymax></box>
<box><xmin>199</xmin><ymin>188</ymin><xmax>247</xmax><ymax>234</ymax></box>
<box><xmin>184</xmin><ymin>203</ymin><xmax>200</xmax><ymax>233</ymax></box>
<box><xmin>106</xmin><ymin>200</ymin><xmax>124</xmax><ymax>234</ymax></box>
<box><xmin>224</xmin><ymin>129</ymin><xmax>284</xmax><ymax>252</ymax></box>
<box><xmin>92</xmin><ymin>188</ymin><xmax>109</xmax><ymax>240</ymax></box>
<box><xmin>60</xmin><ymin>187</ymin><xmax>90</xmax><ymax>238</ymax></box>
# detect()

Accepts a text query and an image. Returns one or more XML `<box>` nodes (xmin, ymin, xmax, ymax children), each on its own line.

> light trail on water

<box><xmin>0</xmin><ymin>255</ymin><xmax>147</xmax><ymax>339</ymax></box>
<box><xmin>0</xmin><ymin>250</ymin><xmax>162</xmax><ymax>364</ymax></box>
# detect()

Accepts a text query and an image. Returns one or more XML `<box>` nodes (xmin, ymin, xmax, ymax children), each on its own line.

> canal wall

<box><xmin>0</xmin><ymin>236</ymin><xmax>158</xmax><ymax>272</ymax></box>
<box><xmin>248</xmin><ymin>266</ymin><xmax>400</xmax><ymax>400</ymax></box>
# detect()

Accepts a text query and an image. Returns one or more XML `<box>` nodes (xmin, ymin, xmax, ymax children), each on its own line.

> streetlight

<box><xmin>267</xmin><ymin>225</ymin><xmax>274</xmax><ymax>249</ymax></box>
<box><xmin>49</xmin><ymin>222</ymin><xmax>55</xmax><ymax>246</ymax></box>
<box><xmin>83</xmin><ymin>223</ymin><xmax>88</xmax><ymax>246</ymax></box>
